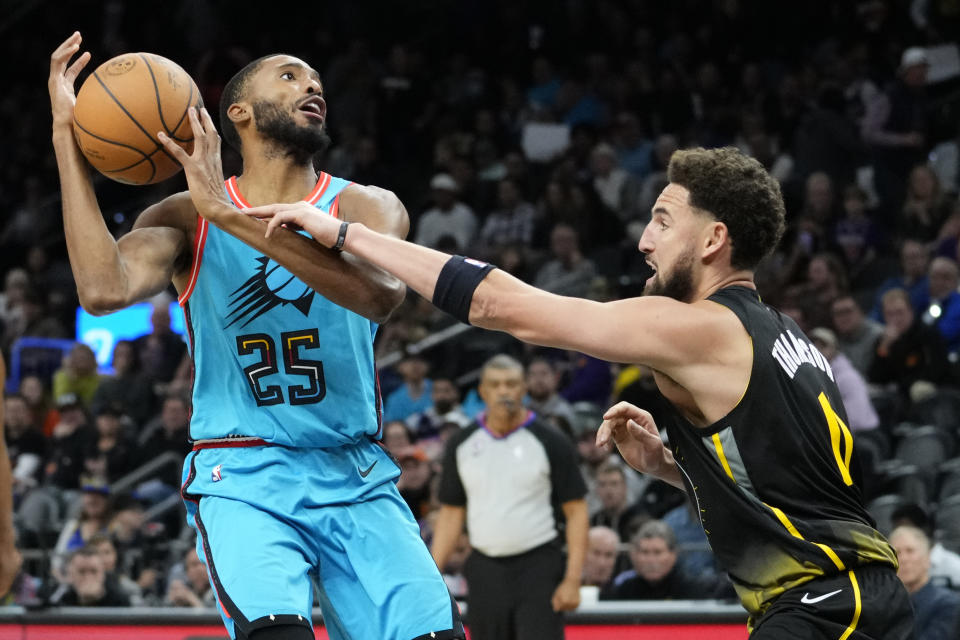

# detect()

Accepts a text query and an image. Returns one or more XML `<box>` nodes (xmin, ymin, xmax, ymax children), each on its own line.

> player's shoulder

<box><xmin>133</xmin><ymin>191</ymin><xmax>197</xmax><ymax>235</ymax></box>
<box><xmin>338</xmin><ymin>183</ymin><xmax>409</xmax><ymax>238</ymax></box>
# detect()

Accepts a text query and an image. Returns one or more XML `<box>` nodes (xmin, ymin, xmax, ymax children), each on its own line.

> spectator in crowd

<box><xmin>833</xmin><ymin>185</ymin><xmax>884</xmax><ymax>291</ymax></box>
<box><xmin>395</xmin><ymin>445</ymin><xmax>433</xmax><ymax>520</ymax></box>
<box><xmin>869</xmin><ymin>289</ymin><xmax>949</xmax><ymax>401</ymax></box>
<box><xmin>891</xmin><ymin>503</ymin><xmax>960</xmax><ymax>589</ymax></box>
<box><xmin>44</xmin><ymin>545</ymin><xmax>131</xmax><ymax>607</ymax></box>
<box><xmin>589</xmin><ymin>143</ymin><xmax>641</xmax><ymax>223</ymax></box>
<box><xmin>534</xmin><ymin>224</ymin><xmax>598</xmax><ymax>299</ymax></box>
<box><xmin>575</xmin><ymin>425</ymin><xmax>649</xmax><ymax>516</ymax></box>
<box><xmin>90</xmin><ymin>340</ymin><xmax>157</xmax><ymax>428</ymax></box>
<box><xmin>82</xmin><ymin>405</ymin><xmax>137</xmax><ymax>484</ymax></box>
<box><xmin>862</xmin><ymin>47</ymin><xmax>931</xmax><ymax>218</ymax></box>
<box><xmin>405</xmin><ymin>376</ymin><xmax>470</xmax><ymax>442</ymax></box>
<box><xmin>87</xmin><ymin>533</ymin><xmax>143</xmax><ymax>605</ymax></box>
<box><xmin>413</xmin><ymin>173</ymin><xmax>478</xmax><ymax>252</ymax></box>
<box><xmin>383</xmin><ymin>352</ymin><xmax>433</xmax><ymax>424</ymax></box>
<box><xmin>45</xmin><ymin>393</ymin><xmax>93</xmax><ymax>490</ymax></box>
<box><xmin>589</xmin><ymin>462</ymin><xmax>649</xmax><ymax>544</ymax></box>
<box><xmin>921</xmin><ymin>257</ymin><xmax>960</xmax><ymax>354</ymax></box>
<box><xmin>107</xmin><ymin>493</ymin><xmax>164</xmax><ymax>601</ymax></box>
<box><xmin>889</xmin><ymin>526</ymin><xmax>960</xmax><ymax>640</ymax></box>
<box><xmin>601</xmin><ymin>520</ymin><xmax>719</xmax><ymax>601</ymax></box>
<box><xmin>381</xmin><ymin>420</ymin><xmax>415</xmax><ymax>458</ymax></box>
<box><xmin>810</xmin><ymin>328</ymin><xmax>879</xmax><ymax>431</ymax></box>
<box><xmin>900</xmin><ymin>165</ymin><xmax>954</xmax><ymax>243</ymax></box>
<box><xmin>786</xmin><ymin>252</ymin><xmax>849</xmax><ymax>330</ymax></box>
<box><xmin>137</xmin><ymin>392</ymin><xmax>192</xmax><ymax>490</ymax></box>
<box><xmin>661</xmin><ymin>498</ymin><xmax>721</xmax><ymax>580</ymax></box>
<box><xmin>52</xmin><ymin>343</ymin><xmax>101</xmax><ymax>410</ymax></box>
<box><xmin>561</xmin><ymin>352</ymin><xmax>613</xmax><ymax>407</ymax></box>
<box><xmin>830</xmin><ymin>295</ymin><xmax>884</xmax><ymax>377</ymax></box>
<box><xmin>581</xmin><ymin>526</ymin><xmax>620</xmax><ymax>591</ymax></box>
<box><xmin>478</xmin><ymin>178</ymin><xmax>537</xmax><ymax>258</ymax></box>
<box><xmin>524</xmin><ymin>356</ymin><xmax>577</xmax><ymax>429</ymax></box>
<box><xmin>18</xmin><ymin>375</ymin><xmax>57</xmax><ymax>437</ymax></box>
<box><xmin>133</xmin><ymin>300</ymin><xmax>186</xmax><ymax>386</ymax></box>
<box><xmin>4</xmin><ymin>392</ymin><xmax>46</xmax><ymax>499</ymax></box>
<box><xmin>54</xmin><ymin>482</ymin><xmax>112</xmax><ymax>556</ymax></box>
<box><xmin>871</xmin><ymin>238</ymin><xmax>931</xmax><ymax>321</ymax></box>
<box><xmin>431</xmin><ymin>354</ymin><xmax>587</xmax><ymax>640</ymax></box>
<box><xmin>165</xmin><ymin>547</ymin><xmax>215</xmax><ymax>608</ymax></box>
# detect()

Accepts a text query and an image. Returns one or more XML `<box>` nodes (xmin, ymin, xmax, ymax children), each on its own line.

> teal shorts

<box><xmin>180</xmin><ymin>438</ymin><xmax>463</xmax><ymax>640</ymax></box>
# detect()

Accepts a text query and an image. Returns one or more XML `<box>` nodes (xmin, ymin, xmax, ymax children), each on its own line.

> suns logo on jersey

<box><xmin>225</xmin><ymin>256</ymin><xmax>315</xmax><ymax>328</ymax></box>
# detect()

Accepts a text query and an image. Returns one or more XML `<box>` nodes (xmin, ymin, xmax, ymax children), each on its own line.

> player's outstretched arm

<box><xmin>159</xmin><ymin>109</ymin><xmax>405</xmax><ymax>323</ymax></box>
<box><xmin>50</xmin><ymin>33</ymin><xmax>189</xmax><ymax>315</ymax></box>
<box><xmin>241</xmin><ymin>212</ymin><xmax>724</xmax><ymax>372</ymax></box>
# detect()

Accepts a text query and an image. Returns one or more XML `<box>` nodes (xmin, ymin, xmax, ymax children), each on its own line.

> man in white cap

<box><xmin>862</xmin><ymin>46</ymin><xmax>930</xmax><ymax>215</ymax></box>
<box><xmin>414</xmin><ymin>173</ymin><xmax>478</xmax><ymax>252</ymax></box>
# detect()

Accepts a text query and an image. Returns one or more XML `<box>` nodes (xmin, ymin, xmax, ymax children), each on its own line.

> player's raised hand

<box><xmin>243</xmin><ymin>201</ymin><xmax>342</xmax><ymax>245</ymax></box>
<box><xmin>49</xmin><ymin>32</ymin><xmax>91</xmax><ymax>130</ymax></box>
<box><xmin>158</xmin><ymin>107</ymin><xmax>232</xmax><ymax>222</ymax></box>
<box><xmin>596</xmin><ymin>401</ymin><xmax>672</xmax><ymax>476</ymax></box>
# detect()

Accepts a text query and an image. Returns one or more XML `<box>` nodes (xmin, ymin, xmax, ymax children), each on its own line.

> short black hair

<box><xmin>219</xmin><ymin>54</ymin><xmax>281</xmax><ymax>152</ymax></box>
<box><xmin>667</xmin><ymin>147</ymin><xmax>786</xmax><ymax>271</ymax></box>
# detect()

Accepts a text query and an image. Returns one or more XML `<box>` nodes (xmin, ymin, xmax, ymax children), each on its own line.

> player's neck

<box><xmin>236</xmin><ymin>153</ymin><xmax>319</xmax><ymax>206</ymax></box>
<box><xmin>693</xmin><ymin>267</ymin><xmax>755</xmax><ymax>302</ymax></box>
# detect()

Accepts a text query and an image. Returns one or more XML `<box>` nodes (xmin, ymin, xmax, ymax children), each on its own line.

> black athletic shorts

<box><xmin>750</xmin><ymin>564</ymin><xmax>915</xmax><ymax>639</ymax></box>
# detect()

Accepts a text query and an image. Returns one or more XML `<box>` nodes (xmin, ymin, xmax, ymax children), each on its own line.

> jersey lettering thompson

<box><xmin>662</xmin><ymin>286</ymin><xmax>897</xmax><ymax>618</ymax></box>
<box><xmin>179</xmin><ymin>173</ymin><xmax>381</xmax><ymax>448</ymax></box>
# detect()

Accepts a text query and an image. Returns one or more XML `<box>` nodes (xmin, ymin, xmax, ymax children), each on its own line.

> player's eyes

<box><xmin>281</xmin><ymin>72</ymin><xmax>294</xmax><ymax>80</ymax></box>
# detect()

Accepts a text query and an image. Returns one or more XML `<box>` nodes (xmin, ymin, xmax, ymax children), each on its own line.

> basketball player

<box><xmin>246</xmin><ymin>147</ymin><xmax>914</xmax><ymax>638</ymax></box>
<box><xmin>0</xmin><ymin>359</ymin><xmax>23</xmax><ymax>598</ymax></box>
<box><xmin>49</xmin><ymin>33</ymin><xmax>462</xmax><ymax>640</ymax></box>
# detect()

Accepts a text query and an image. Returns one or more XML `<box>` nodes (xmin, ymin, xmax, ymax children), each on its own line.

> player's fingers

<box><xmin>186</xmin><ymin>107</ymin><xmax>206</xmax><ymax>147</ymax></box>
<box><xmin>51</xmin><ymin>32</ymin><xmax>82</xmax><ymax>64</ymax></box>
<box><xmin>241</xmin><ymin>205</ymin><xmax>276</xmax><ymax>218</ymax></box>
<box><xmin>64</xmin><ymin>51</ymin><xmax>91</xmax><ymax>84</ymax></box>
<box><xmin>264</xmin><ymin>213</ymin><xmax>291</xmax><ymax>238</ymax></box>
<box><xmin>157</xmin><ymin>131</ymin><xmax>190</xmax><ymax>163</ymax></box>
<box><xmin>198</xmin><ymin>107</ymin><xmax>221</xmax><ymax>149</ymax></box>
<box><xmin>602</xmin><ymin>401</ymin><xmax>640</xmax><ymax>420</ymax></box>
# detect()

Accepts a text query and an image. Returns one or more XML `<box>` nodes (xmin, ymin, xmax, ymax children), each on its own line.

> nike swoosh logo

<box><xmin>800</xmin><ymin>588</ymin><xmax>843</xmax><ymax>604</ymax></box>
<box><xmin>358</xmin><ymin>461</ymin><xmax>377</xmax><ymax>478</ymax></box>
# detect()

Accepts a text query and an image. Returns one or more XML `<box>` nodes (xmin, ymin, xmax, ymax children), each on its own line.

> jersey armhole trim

<box><xmin>178</xmin><ymin>216</ymin><xmax>209</xmax><ymax>306</ymax></box>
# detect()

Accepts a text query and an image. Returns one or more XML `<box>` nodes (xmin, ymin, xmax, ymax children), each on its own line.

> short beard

<box><xmin>252</xmin><ymin>100</ymin><xmax>331</xmax><ymax>164</ymax></box>
<box><xmin>644</xmin><ymin>247</ymin><xmax>696</xmax><ymax>302</ymax></box>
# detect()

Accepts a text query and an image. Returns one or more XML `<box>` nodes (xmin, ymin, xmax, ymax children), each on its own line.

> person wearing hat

<box><xmin>414</xmin><ymin>173</ymin><xmax>478</xmax><ymax>252</ymax></box>
<box><xmin>809</xmin><ymin>327</ymin><xmax>879</xmax><ymax>432</ymax></box>
<box><xmin>862</xmin><ymin>45</ymin><xmax>930</xmax><ymax>216</ymax></box>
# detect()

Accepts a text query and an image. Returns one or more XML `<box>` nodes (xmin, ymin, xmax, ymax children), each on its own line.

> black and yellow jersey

<box><xmin>662</xmin><ymin>286</ymin><xmax>897</xmax><ymax>619</ymax></box>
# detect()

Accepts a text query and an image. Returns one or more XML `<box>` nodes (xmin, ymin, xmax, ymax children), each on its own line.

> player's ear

<box><xmin>227</xmin><ymin>102</ymin><xmax>250</xmax><ymax>126</ymax></box>
<box><xmin>702</xmin><ymin>221</ymin><xmax>728</xmax><ymax>260</ymax></box>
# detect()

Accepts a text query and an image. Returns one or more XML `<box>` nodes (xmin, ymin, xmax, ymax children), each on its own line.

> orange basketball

<box><xmin>73</xmin><ymin>52</ymin><xmax>202</xmax><ymax>185</ymax></box>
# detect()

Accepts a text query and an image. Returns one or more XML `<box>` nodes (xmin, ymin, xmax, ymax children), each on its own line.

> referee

<box><xmin>430</xmin><ymin>354</ymin><xmax>588</xmax><ymax>640</ymax></box>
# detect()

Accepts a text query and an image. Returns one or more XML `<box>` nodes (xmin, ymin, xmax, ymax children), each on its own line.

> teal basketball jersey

<box><xmin>179</xmin><ymin>173</ymin><xmax>381</xmax><ymax>447</ymax></box>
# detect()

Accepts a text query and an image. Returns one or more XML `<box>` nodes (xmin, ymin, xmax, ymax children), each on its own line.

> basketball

<box><xmin>73</xmin><ymin>52</ymin><xmax>202</xmax><ymax>185</ymax></box>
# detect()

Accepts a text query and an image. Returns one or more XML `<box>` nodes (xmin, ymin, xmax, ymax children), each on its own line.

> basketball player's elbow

<box><xmin>78</xmin><ymin>287</ymin><xmax>126</xmax><ymax>316</ymax></box>
<box><xmin>368</xmin><ymin>277</ymin><xmax>406</xmax><ymax>323</ymax></box>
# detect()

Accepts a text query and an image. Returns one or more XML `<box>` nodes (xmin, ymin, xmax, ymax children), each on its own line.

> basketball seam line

<box><xmin>72</xmin><ymin>118</ymin><xmax>157</xmax><ymax>181</ymax></box>
<box><xmin>92</xmin><ymin>68</ymin><xmax>181</xmax><ymax>170</ymax></box>
<box><xmin>140</xmin><ymin>53</ymin><xmax>194</xmax><ymax>142</ymax></box>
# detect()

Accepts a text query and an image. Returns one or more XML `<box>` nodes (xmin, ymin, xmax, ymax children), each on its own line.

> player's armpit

<box><xmin>472</xmin><ymin>272</ymin><xmax>734</xmax><ymax>373</ymax></box>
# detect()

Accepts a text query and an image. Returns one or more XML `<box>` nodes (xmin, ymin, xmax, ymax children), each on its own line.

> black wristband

<box><xmin>432</xmin><ymin>255</ymin><xmax>495</xmax><ymax>324</ymax></box>
<box><xmin>333</xmin><ymin>220</ymin><xmax>349</xmax><ymax>252</ymax></box>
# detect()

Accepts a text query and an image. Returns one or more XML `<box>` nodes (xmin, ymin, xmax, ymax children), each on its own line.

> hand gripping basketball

<box><xmin>158</xmin><ymin>107</ymin><xmax>232</xmax><ymax>222</ymax></box>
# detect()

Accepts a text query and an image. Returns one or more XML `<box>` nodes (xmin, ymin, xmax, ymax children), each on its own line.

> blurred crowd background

<box><xmin>2</xmin><ymin>0</ymin><xmax>960</xmax><ymax>613</ymax></box>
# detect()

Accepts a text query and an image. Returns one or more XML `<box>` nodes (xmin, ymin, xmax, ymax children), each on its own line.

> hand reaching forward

<box><xmin>243</xmin><ymin>201</ymin><xmax>342</xmax><ymax>245</ymax></box>
<box><xmin>595</xmin><ymin>401</ymin><xmax>674</xmax><ymax>477</ymax></box>
<box><xmin>49</xmin><ymin>32</ymin><xmax>92</xmax><ymax>132</ymax></box>
<box><xmin>157</xmin><ymin>107</ymin><xmax>232</xmax><ymax>223</ymax></box>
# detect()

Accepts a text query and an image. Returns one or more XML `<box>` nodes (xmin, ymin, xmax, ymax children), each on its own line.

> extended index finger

<box><xmin>51</xmin><ymin>32</ymin><xmax>82</xmax><ymax>65</ymax></box>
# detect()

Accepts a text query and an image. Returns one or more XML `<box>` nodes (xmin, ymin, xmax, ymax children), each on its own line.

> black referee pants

<box><xmin>464</xmin><ymin>541</ymin><xmax>566</xmax><ymax>640</ymax></box>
